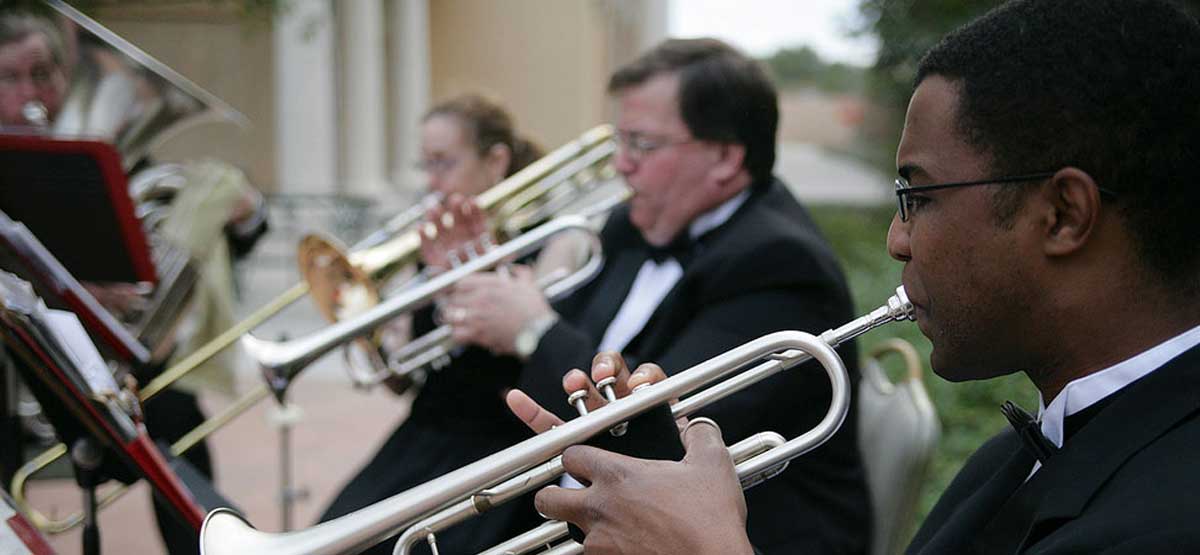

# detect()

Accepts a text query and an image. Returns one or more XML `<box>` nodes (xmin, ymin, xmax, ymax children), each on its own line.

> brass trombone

<box><xmin>199</xmin><ymin>287</ymin><xmax>916</xmax><ymax>555</ymax></box>
<box><xmin>288</xmin><ymin>125</ymin><xmax>618</xmax><ymax>394</ymax></box>
<box><xmin>247</xmin><ymin>214</ymin><xmax>607</xmax><ymax>400</ymax></box>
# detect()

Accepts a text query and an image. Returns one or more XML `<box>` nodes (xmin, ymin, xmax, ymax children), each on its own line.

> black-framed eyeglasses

<box><xmin>894</xmin><ymin>172</ymin><xmax>1119</xmax><ymax>222</ymax></box>
<box><xmin>613</xmin><ymin>130</ymin><xmax>695</xmax><ymax>162</ymax></box>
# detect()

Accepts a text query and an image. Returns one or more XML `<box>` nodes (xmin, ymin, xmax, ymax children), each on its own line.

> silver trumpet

<box><xmin>402</xmin><ymin>431</ymin><xmax>788</xmax><ymax>555</ymax></box>
<box><xmin>200</xmin><ymin>287</ymin><xmax>915</xmax><ymax>555</ymax></box>
<box><xmin>243</xmin><ymin>214</ymin><xmax>605</xmax><ymax>401</ymax></box>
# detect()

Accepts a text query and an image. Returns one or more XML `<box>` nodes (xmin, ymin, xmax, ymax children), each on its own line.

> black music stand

<box><xmin>0</xmin><ymin>211</ymin><xmax>150</xmax><ymax>366</ymax></box>
<box><xmin>0</xmin><ymin>270</ymin><xmax>216</xmax><ymax>553</ymax></box>
<box><xmin>0</xmin><ymin>134</ymin><xmax>156</xmax><ymax>285</ymax></box>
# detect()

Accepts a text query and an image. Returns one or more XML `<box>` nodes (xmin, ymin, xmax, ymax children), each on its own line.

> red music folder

<box><xmin>0</xmin><ymin>134</ymin><xmax>155</xmax><ymax>285</ymax></box>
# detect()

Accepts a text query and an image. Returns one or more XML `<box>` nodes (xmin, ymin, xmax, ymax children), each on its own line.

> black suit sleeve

<box><xmin>654</xmin><ymin>284</ymin><xmax>852</xmax><ymax>443</ymax></box>
<box><xmin>1100</xmin><ymin>530</ymin><xmax>1200</xmax><ymax>554</ymax></box>
<box><xmin>515</xmin><ymin>317</ymin><xmax>599</xmax><ymax>421</ymax></box>
<box><xmin>223</xmin><ymin>204</ymin><xmax>269</xmax><ymax>260</ymax></box>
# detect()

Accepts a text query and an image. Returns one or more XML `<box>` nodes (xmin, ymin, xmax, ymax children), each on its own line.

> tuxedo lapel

<box><xmin>972</xmin><ymin>345</ymin><xmax>1200</xmax><ymax>554</ymax></box>
<box><xmin>620</xmin><ymin>203</ymin><xmax>730</xmax><ymax>363</ymax></box>
<box><xmin>572</xmin><ymin>247</ymin><xmax>648</xmax><ymax>341</ymax></box>
<box><xmin>911</xmin><ymin>431</ymin><xmax>1036</xmax><ymax>554</ymax></box>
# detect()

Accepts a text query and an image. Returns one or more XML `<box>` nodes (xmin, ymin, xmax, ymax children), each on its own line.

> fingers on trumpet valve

<box><xmin>433</xmin><ymin>302</ymin><xmax>469</xmax><ymax>326</ymax></box>
<box><xmin>563</xmin><ymin>353</ymin><xmax>673</xmax><ymax>436</ymax></box>
<box><xmin>505</xmin><ymin>388</ymin><xmax>564</xmax><ymax>434</ymax></box>
<box><xmin>563</xmin><ymin>369</ymin><xmax>604</xmax><ymax>416</ymax></box>
<box><xmin>420</xmin><ymin>194</ymin><xmax>487</xmax><ymax>270</ymax></box>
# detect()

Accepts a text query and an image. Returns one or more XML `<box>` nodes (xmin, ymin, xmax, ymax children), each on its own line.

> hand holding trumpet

<box><xmin>419</xmin><ymin>193</ymin><xmax>559</xmax><ymax>356</ymax></box>
<box><xmin>505</xmin><ymin>352</ymin><xmax>755</xmax><ymax>555</ymax></box>
<box><xmin>441</xmin><ymin>265</ymin><xmax>554</xmax><ymax>356</ymax></box>
<box><xmin>419</xmin><ymin>193</ymin><xmax>494</xmax><ymax>273</ymax></box>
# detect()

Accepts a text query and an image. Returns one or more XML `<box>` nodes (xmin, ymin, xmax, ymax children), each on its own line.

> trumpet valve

<box><xmin>567</xmin><ymin>390</ymin><xmax>589</xmax><ymax>416</ymax></box>
<box><xmin>594</xmin><ymin>376</ymin><xmax>619</xmax><ymax>402</ymax></box>
<box><xmin>425</xmin><ymin>531</ymin><xmax>441</xmax><ymax>555</ymax></box>
<box><xmin>478</xmin><ymin>233</ymin><xmax>496</xmax><ymax>252</ymax></box>
<box><xmin>594</xmin><ymin>376</ymin><xmax>628</xmax><ymax>436</ymax></box>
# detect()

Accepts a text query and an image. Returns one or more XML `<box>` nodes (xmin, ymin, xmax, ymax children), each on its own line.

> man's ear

<box><xmin>484</xmin><ymin>143</ymin><xmax>512</xmax><ymax>184</ymax></box>
<box><xmin>708</xmin><ymin>143</ymin><xmax>746</xmax><ymax>185</ymax></box>
<box><xmin>1041</xmin><ymin>167</ymin><xmax>1103</xmax><ymax>257</ymax></box>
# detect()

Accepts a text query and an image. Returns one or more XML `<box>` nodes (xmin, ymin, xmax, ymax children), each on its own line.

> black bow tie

<box><xmin>644</xmin><ymin>231</ymin><xmax>695</xmax><ymax>264</ymax></box>
<box><xmin>1001</xmin><ymin>401</ymin><xmax>1059</xmax><ymax>463</ymax></box>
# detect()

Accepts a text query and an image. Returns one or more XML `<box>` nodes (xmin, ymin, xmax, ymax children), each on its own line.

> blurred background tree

<box><xmin>855</xmin><ymin>0</ymin><xmax>1200</xmax><ymax>168</ymax></box>
<box><xmin>763</xmin><ymin>44</ymin><xmax>864</xmax><ymax>94</ymax></box>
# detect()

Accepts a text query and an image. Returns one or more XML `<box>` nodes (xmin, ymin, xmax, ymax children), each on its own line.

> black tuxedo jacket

<box><xmin>516</xmin><ymin>178</ymin><xmax>871</xmax><ymax>555</ymax></box>
<box><xmin>908</xmin><ymin>342</ymin><xmax>1200</xmax><ymax>555</ymax></box>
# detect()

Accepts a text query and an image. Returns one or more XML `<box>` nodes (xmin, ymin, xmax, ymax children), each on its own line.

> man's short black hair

<box><xmin>916</xmin><ymin>0</ymin><xmax>1200</xmax><ymax>293</ymax></box>
<box><xmin>609</xmin><ymin>38</ymin><xmax>778</xmax><ymax>184</ymax></box>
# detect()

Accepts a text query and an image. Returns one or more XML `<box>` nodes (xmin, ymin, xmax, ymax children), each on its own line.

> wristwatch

<box><xmin>514</xmin><ymin>313</ymin><xmax>559</xmax><ymax>359</ymax></box>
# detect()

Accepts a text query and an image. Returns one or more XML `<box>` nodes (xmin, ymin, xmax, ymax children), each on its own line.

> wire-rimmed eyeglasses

<box><xmin>613</xmin><ymin>130</ymin><xmax>695</xmax><ymax>162</ymax></box>
<box><xmin>894</xmin><ymin>172</ymin><xmax>1119</xmax><ymax>222</ymax></box>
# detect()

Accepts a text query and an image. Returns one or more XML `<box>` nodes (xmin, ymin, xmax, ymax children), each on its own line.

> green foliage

<box><xmin>809</xmin><ymin>204</ymin><xmax>1038</xmax><ymax>535</ymax></box>
<box><xmin>762</xmin><ymin>45</ymin><xmax>865</xmax><ymax>93</ymax></box>
<box><xmin>854</xmin><ymin>0</ymin><xmax>1200</xmax><ymax>174</ymax></box>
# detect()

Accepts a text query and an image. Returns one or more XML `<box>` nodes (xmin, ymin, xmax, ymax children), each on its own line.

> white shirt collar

<box><xmin>595</xmin><ymin>188</ymin><xmax>751</xmax><ymax>355</ymax></box>
<box><xmin>1038</xmin><ymin>322</ymin><xmax>1200</xmax><ymax>448</ymax></box>
<box><xmin>687</xmin><ymin>189</ymin><xmax>750</xmax><ymax>241</ymax></box>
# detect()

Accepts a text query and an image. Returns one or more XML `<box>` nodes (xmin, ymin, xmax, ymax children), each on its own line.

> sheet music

<box><xmin>41</xmin><ymin>309</ymin><xmax>119</xmax><ymax>397</ymax></box>
<box><xmin>0</xmin><ymin>210</ymin><xmax>150</xmax><ymax>362</ymax></box>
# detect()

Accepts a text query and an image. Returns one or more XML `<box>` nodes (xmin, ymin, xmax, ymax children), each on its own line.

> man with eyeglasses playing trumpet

<box><xmin>430</xmin><ymin>38</ymin><xmax>870</xmax><ymax>555</ymax></box>
<box><xmin>506</xmin><ymin>1</ymin><xmax>1200</xmax><ymax>553</ymax></box>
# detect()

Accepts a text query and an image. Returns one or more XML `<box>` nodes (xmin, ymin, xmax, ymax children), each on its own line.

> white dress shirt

<box><xmin>596</xmin><ymin>190</ymin><xmax>749</xmax><ymax>353</ymax></box>
<box><xmin>561</xmin><ymin>190</ymin><xmax>749</xmax><ymax>489</ymax></box>
<box><xmin>1029</xmin><ymin>322</ymin><xmax>1200</xmax><ymax>475</ymax></box>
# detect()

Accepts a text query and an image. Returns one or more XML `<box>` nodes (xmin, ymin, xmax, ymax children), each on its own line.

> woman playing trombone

<box><xmin>318</xmin><ymin>94</ymin><xmax>557</xmax><ymax>555</ymax></box>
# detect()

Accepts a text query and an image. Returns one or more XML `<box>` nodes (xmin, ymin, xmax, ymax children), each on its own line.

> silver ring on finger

<box><xmin>682</xmin><ymin>416</ymin><xmax>720</xmax><ymax>436</ymax></box>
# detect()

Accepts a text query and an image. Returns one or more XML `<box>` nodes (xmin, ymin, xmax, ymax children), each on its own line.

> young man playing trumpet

<box><xmin>506</xmin><ymin>0</ymin><xmax>1200</xmax><ymax>553</ymax></box>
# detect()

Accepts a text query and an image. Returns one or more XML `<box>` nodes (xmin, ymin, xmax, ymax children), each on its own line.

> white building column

<box><xmin>273</xmin><ymin>0</ymin><xmax>337</xmax><ymax>194</ymax></box>
<box><xmin>607</xmin><ymin>0</ymin><xmax>670</xmax><ymax>70</ymax></box>
<box><xmin>387</xmin><ymin>0</ymin><xmax>431</xmax><ymax>197</ymax></box>
<box><xmin>336</xmin><ymin>0</ymin><xmax>390</xmax><ymax>196</ymax></box>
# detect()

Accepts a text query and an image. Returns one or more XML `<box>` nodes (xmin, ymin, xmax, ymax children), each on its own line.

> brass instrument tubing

<box><xmin>13</xmin><ymin>384</ymin><xmax>273</xmax><ymax>533</ymax></box>
<box><xmin>141</xmin><ymin>283</ymin><xmax>309</xmax><ymax>400</ymax></box>
<box><xmin>466</xmin><ymin>433</ymin><xmax>785</xmax><ymax>555</ymax></box>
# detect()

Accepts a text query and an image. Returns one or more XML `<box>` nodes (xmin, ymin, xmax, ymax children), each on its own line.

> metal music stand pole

<box><xmin>71</xmin><ymin>438</ymin><xmax>104</xmax><ymax>555</ymax></box>
<box><xmin>270</xmin><ymin>333</ymin><xmax>307</xmax><ymax>531</ymax></box>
